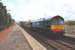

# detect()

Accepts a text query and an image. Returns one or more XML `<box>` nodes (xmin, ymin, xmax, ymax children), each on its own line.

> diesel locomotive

<box><xmin>31</xmin><ymin>15</ymin><xmax>64</xmax><ymax>37</ymax></box>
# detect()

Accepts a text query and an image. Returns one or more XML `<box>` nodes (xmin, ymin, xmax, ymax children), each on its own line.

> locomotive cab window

<box><xmin>51</xmin><ymin>16</ymin><xmax>64</xmax><ymax>25</ymax></box>
<box><xmin>58</xmin><ymin>19</ymin><xmax>64</xmax><ymax>25</ymax></box>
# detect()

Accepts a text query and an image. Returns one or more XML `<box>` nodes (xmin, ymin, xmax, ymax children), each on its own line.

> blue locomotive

<box><xmin>31</xmin><ymin>15</ymin><xmax>64</xmax><ymax>37</ymax></box>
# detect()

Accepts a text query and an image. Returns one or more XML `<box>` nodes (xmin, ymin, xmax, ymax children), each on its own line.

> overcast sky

<box><xmin>2</xmin><ymin>0</ymin><xmax>75</xmax><ymax>21</ymax></box>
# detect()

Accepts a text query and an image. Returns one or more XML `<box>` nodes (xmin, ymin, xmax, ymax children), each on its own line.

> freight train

<box><xmin>20</xmin><ymin>15</ymin><xmax>64</xmax><ymax>38</ymax></box>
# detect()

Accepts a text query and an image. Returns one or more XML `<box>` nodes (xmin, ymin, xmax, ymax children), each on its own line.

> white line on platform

<box><xmin>17</xmin><ymin>25</ymin><xmax>47</xmax><ymax>50</ymax></box>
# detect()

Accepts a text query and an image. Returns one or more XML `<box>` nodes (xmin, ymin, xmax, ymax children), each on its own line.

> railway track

<box><xmin>21</xmin><ymin>27</ymin><xmax>75</xmax><ymax>50</ymax></box>
<box><xmin>23</xmin><ymin>28</ymin><xmax>54</xmax><ymax>50</ymax></box>
<box><xmin>60</xmin><ymin>36</ymin><xmax>75</xmax><ymax>45</ymax></box>
<box><xmin>56</xmin><ymin>36</ymin><xmax>75</xmax><ymax>49</ymax></box>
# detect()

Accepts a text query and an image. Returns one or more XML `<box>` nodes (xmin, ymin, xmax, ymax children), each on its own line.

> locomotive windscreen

<box><xmin>58</xmin><ymin>19</ymin><xmax>64</xmax><ymax>24</ymax></box>
<box><xmin>51</xmin><ymin>17</ymin><xmax>64</xmax><ymax>25</ymax></box>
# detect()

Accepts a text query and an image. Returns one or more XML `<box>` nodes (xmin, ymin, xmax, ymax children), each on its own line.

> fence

<box><xmin>65</xmin><ymin>25</ymin><xmax>75</xmax><ymax>35</ymax></box>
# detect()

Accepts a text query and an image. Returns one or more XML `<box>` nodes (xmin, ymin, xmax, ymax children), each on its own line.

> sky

<box><xmin>1</xmin><ymin>0</ymin><xmax>75</xmax><ymax>21</ymax></box>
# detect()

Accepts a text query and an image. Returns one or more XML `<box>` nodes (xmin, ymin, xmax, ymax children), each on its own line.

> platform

<box><xmin>0</xmin><ymin>24</ymin><xmax>46</xmax><ymax>50</ymax></box>
<box><xmin>0</xmin><ymin>25</ymin><xmax>32</xmax><ymax>50</ymax></box>
<box><xmin>64</xmin><ymin>34</ymin><xmax>75</xmax><ymax>38</ymax></box>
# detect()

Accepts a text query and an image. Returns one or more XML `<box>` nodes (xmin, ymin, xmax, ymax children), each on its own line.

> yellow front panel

<box><xmin>51</xmin><ymin>25</ymin><xmax>64</xmax><ymax>30</ymax></box>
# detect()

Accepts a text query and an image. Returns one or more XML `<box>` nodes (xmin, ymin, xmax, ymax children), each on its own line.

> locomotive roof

<box><xmin>51</xmin><ymin>15</ymin><xmax>64</xmax><ymax>20</ymax></box>
<box><xmin>32</xmin><ymin>15</ymin><xmax>64</xmax><ymax>23</ymax></box>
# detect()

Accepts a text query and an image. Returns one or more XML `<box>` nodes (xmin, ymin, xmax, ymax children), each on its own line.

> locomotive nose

<box><xmin>51</xmin><ymin>25</ymin><xmax>64</xmax><ymax>33</ymax></box>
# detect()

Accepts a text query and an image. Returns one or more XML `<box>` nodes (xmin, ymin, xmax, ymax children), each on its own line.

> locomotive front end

<box><xmin>51</xmin><ymin>25</ymin><xmax>64</xmax><ymax>33</ymax></box>
<box><xmin>50</xmin><ymin>15</ymin><xmax>64</xmax><ymax>36</ymax></box>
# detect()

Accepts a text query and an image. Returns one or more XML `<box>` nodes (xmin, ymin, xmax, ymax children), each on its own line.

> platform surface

<box><xmin>0</xmin><ymin>25</ymin><xmax>32</xmax><ymax>50</ymax></box>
